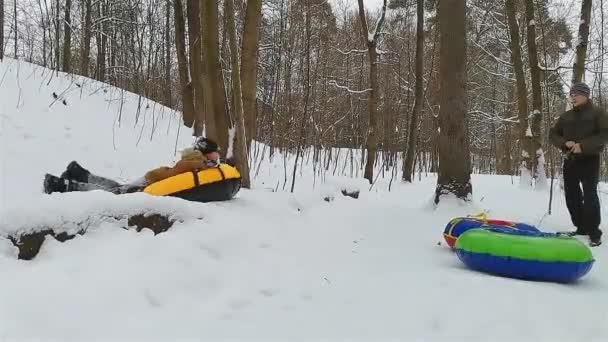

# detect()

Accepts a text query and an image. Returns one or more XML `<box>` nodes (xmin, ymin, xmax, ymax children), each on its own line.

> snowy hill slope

<box><xmin>0</xmin><ymin>58</ymin><xmax>192</xmax><ymax>207</ymax></box>
<box><xmin>1</xmin><ymin>59</ymin><xmax>607</xmax><ymax>341</ymax></box>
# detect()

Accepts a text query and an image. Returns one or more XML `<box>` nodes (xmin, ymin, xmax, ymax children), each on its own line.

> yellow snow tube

<box><xmin>143</xmin><ymin>164</ymin><xmax>241</xmax><ymax>202</ymax></box>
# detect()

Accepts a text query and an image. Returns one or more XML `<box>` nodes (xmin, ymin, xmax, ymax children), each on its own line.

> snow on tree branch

<box><xmin>328</xmin><ymin>80</ymin><xmax>372</xmax><ymax>94</ymax></box>
<box><xmin>333</xmin><ymin>48</ymin><xmax>368</xmax><ymax>55</ymax></box>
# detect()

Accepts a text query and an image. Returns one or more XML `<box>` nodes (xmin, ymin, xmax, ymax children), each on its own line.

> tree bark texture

<box><xmin>403</xmin><ymin>0</ymin><xmax>424</xmax><ymax>182</ymax></box>
<box><xmin>174</xmin><ymin>0</ymin><xmax>194</xmax><ymax>127</ymax></box>
<box><xmin>1</xmin><ymin>0</ymin><xmax>4</xmax><ymax>60</ymax></box>
<box><xmin>572</xmin><ymin>0</ymin><xmax>592</xmax><ymax>84</ymax></box>
<box><xmin>164</xmin><ymin>0</ymin><xmax>172</xmax><ymax>107</ymax></box>
<box><xmin>225</xmin><ymin>0</ymin><xmax>251</xmax><ymax>188</ymax></box>
<box><xmin>62</xmin><ymin>0</ymin><xmax>71</xmax><ymax>73</ymax></box>
<box><xmin>434</xmin><ymin>0</ymin><xmax>472</xmax><ymax>203</ymax></box>
<box><xmin>240</xmin><ymin>0</ymin><xmax>263</xmax><ymax>147</ymax></box>
<box><xmin>506</xmin><ymin>0</ymin><xmax>534</xmax><ymax>182</ymax></box>
<box><xmin>187</xmin><ymin>0</ymin><xmax>205</xmax><ymax>133</ymax></box>
<box><xmin>357</xmin><ymin>0</ymin><xmax>387</xmax><ymax>184</ymax></box>
<box><xmin>80</xmin><ymin>0</ymin><xmax>92</xmax><ymax>76</ymax></box>
<box><xmin>201</xmin><ymin>0</ymin><xmax>230</xmax><ymax>155</ymax></box>
<box><xmin>524</xmin><ymin>0</ymin><xmax>543</xmax><ymax>182</ymax></box>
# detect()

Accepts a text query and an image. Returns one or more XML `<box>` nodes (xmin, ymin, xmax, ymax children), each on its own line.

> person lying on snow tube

<box><xmin>43</xmin><ymin>137</ymin><xmax>223</xmax><ymax>195</ymax></box>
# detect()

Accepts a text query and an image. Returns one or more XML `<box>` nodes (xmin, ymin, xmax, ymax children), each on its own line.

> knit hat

<box><xmin>193</xmin><ymin>137</ymin><xmax>220</xmax><ymax>154</ymax></box>
<box><xmin>570</xmin><ymin>83</ymin><xmax>591</xmax><ymax>98</ymax></box>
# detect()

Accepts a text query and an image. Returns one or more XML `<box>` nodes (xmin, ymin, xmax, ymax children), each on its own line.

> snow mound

<box><xmin>0</xmin><ymin>191</ymin><xmax>206</xmax><ymax>238</ymax></box>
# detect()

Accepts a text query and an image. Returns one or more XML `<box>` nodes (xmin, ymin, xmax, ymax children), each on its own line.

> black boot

<box><xmin>43</xmin><ymin>174</ymin><xmax>69</xmax><ymax>194</ymax></box>
<box><xmin>60</xmin><ymin>161</ymin><xmax>90</xmax><ymax>183</ymax></box>
<box><xmin>590</xmin><ymin>236</ymin><xmax>602</xmax><ymax>247</ymax></box>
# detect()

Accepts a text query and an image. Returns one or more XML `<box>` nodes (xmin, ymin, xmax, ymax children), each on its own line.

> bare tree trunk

<box><xmin>13</xmin><ymin>0</ymin><xmax>17</xmax><ymax>58</ymax></box>
<box><xmin>403</xmin><ymin>0</ymin><xmax>424</xmax><ymax>182</ymax></box>
<box><xmin>225</xmin><ymin>0</ymin><xmax>251</xmax><ymax>188</ymax></box>
<box><xmin>202</xmin><ymin>0</ymin><xmax>230</xmax><ymax>155</ymax></box>
<box><xmin>572</xmin><ymin>0</ymin><xmax>592</xmax><ymax>84</ymax></box>
<box><xmin>164</xmin><ymin>0</ymin><xmax>171</xmax><ymax>107</ymax></box>
<box><xmin>62</xmin><ymin>0</ymin><xmax>71</xmax><ymax>73</ymax></box>
<box><xmin>80</xmin><ymin>0</ymin><xmax>91</xmax><ymax>76</ymax></box>
<box><xmin>96</xmin><ymin>0</ymin><xmax>107</xmax><ymax>81</ymax></box>
<box><xmin>187</xmin><ymin>0</ymin><xmax>205</xmax><ymax>134</ymax></box>
<box><xmin>357</xmin><ymin>0</ymin><xmax>387</xmax><ymax>184</ymax></box>
<box><xmin>173</xmin><ymin>0</ymin><xmax>194</xmax><ymax>127</ymax></box>
<box><xmin>524</xmin><ymin>0</ymin><xmax>544</xmax><ymax>187</ymax></box>
<box><xmin>506</xmin><ymin>0</ymin><xmax>534</xmax><ymax>184</ymax></box>
<box><xmin>241</xmin><ymin>0</ymin><xmax>263</xmax><ymax>148</ymax></box>
<box><xmin>55</xmin><ymin>0</ymin><xmax>60</xmax><ymax>68</ymax></box>
<box><xmin>291</xmin><ymin>0</ymin><xmax>312</xmax><ymax>193</ymax></box>
<box><xmin>434</xmin><ymin>0</ymin><xmax>471</xmax><ymax>203</ymax></box>
<box><xmin>0</xmin><ymin>0</ymin><xmax>4</xmax><ymax>60</ymax></box>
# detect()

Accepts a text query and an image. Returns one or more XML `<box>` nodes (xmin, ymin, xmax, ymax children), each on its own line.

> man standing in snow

<box><xmin>549</xmin><ymin>83</ymin><xmax>607</xmax><ymax>247</ymax></box>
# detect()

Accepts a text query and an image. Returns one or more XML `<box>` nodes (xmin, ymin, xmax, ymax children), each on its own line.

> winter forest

<box><xmin>1</xmin><ymin>0</ymin><xmax>608</xmax><ymax>200</ymax></box>
<box><xmin>3</xmin><ymin>0</ymin><xmax>608</xmax><ymax>338</ymax></box>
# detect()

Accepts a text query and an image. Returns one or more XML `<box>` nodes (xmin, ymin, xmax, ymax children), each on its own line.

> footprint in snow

<box><xmin>143</xmin><ymin>290</ymin><xmax>162</xmax><ymax>308</ymax></box>
<box><xmin>299</xmin><ymin>293</ymin><xmax>313</xmax><ymax>301</ymax></box>
<box><xmin>229</xmin><ymin>298</ymin><xmax>252</xmax><ymax>310</ymax></box>
<box><xmin>198</xmin><ymin>243</ymin><xmax>221</xmax><ymax>260</ymax></box>
<box><xmin>258</xmin><ymin>242</ymin><xmax>272</xmax><ymax>249</ymax></box>
<box><xmin>259</xmin><ymin>288</ymin><xmax>279</xmax><ymax>297</ymax></box>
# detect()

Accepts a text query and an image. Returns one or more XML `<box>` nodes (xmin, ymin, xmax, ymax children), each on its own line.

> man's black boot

<box><xmin>60</xmin><ymin>161</ymin><xmax>90</xmax><ymax>183</ymax></box>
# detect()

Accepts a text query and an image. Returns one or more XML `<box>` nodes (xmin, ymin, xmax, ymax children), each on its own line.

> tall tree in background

<box><xmin>435</xmin><ymin>0</ymin><xmax>471</xmax><ymax>203</ymax></box>
<box><xmin>357</xmin><ymin>0</ymin><xmax>387</xmax><ymax>184</ymax></box>
<box><xmin>62</xmin><ymin>0</ymin><xmax>72</xmax><ymax>72</ymax></box>
<box><xmin>290</xmin><ymin>0</ymin><xmax>312</xmax><ymax>193</ymax></box>
<box><xmin>174</xmin><ymin>0</ymin><xmax>195</xmax><ymax>127</ymax></box>
<box><xmin>80</xmin><ymin>0</ymin><xmax>92</xmax><ymax>76</ymax></box>
<box><xmin>506</xmin><ymin>0</ymin><xmax>533</xmax><ymax>186</ymax></box>
<box><xmin>202</xmin><ymin>0</ymin><xmax>230</xmax><ymax>155</ymax></box>
<box><xmin>572</xmin><ymin>0</ymin><xmax>592</xmax><ymax>84</ymax></box>
<box><xmin>187</xmin><ymin>0</ymin><xmax>205</xmax><ymax>134</ymax></box>
<box><xmin>164</xmin><ymin>0</ymin><xmax>171</xmax><ymax>107</ymax></box>
<box><xmin>403</xmin><ymin>0</ymin><xmax>424</xmax><ymax>182</ymax></box>
<box><xmin>225</xmin><ymin>0</ymin><xmax>251</xmax><ymax>188</ymax></box>
<box><xmin>241</xmin><ymin>0</ymin><xmax>263</xmax><ymax>147</ymax></box>
<box><xmin>524</xmin><ymin>0</ymin><xmax>545</xmax><ymax>188</ymax></box>
<box><xmin>54</xmin><ymin>0</ymin><xmax>60</xmax><ymax>68</ymax></box>
<box><xmin>1</xmin><ymin>0</ymin><xmax>4</xmax><ymax>60</ymax></box>
<box><xmin>13</xmin><ymin>0</ymin><xmax>17</xmax><ymax>58</ymax></box>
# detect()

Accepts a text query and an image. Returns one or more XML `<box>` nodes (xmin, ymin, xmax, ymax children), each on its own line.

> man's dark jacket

<box><xmin>549</xmin><ymin>101</ymin><xmax>608</xmax><ymax>155</ymax></box>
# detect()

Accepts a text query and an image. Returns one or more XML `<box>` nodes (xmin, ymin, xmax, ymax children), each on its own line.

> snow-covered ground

<box><xmin>1</xmin><ymin>59</ymin><xmax>607</xmax><ymax>341</ymax></box>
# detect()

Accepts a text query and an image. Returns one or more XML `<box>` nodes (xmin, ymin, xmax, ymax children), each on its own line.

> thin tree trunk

<box><xmin>187</xmin><ymin>0</ymin><xmax>205</xmax><ymax>134</ymax></box>
<box><xmin>80</xmin><ymin>0</ymin><xmax>91</xmax><ymax>76</ymax></box>
<box><xmin>13</xmin><ymin>0</ymin><xmax>17</xmax><ymax>58</ymax></box>
<box><xmin>434</xmin><ymin>0</ymin><xmax>471</xmax><ymax>203</ymax></box>
<box><xmin>225</xmin><ymin>0</ymin><xmax>251</xmax><ymax>188</ymax></box>
<box><xmin>506</xmin><ymin>0</ymin><xmax>534</xmax><ymax>184</ymax></box>
<box><xmin>55</xmin><ymin>0</ymin><xmax>60</xmax><ymax>68</ymax></box>
<box><xmin>173</xmin><ymin>0</ymin><xmax>194</xmax><ymax>127</ymax></box>
<box><xmin>291</xmin><ymin>0</ymin><xmax>312</xmax><ymax>193</ymax></box>
<box><xmin>164</xmin><ymin>0</ymin><xmax>171</xmax><ymax>107</ymax></box>
<box><xmin>357</xmin><ymin>0</ymin><xmax>387</xmax><ymax>184</ymax></box>
<box><xmin>201</xmin><ymin>0</ymin><xmax>230</xmax><ymax>155</ymax></box>
<box><xmin>62</xmin><ymin>0</ymin><xmax>71</xmax><ymax>73</ymax></box>
<box><xmin>241</xmin><ymin>0</ymin><xmax>263</xmax><ymax>148</ymax></box>
<box><xmin>0</xmin><ymin>0</ymin><xmax>4</xmax><ymax>60</ymax></box>
<box><xmin>403</xmin><ymin>0</ymin><xmax>424</xmax><ymax>182</ymax></box>
<box><xmin>572</xmin><ymin>0</ymin><xmax>592</xmax><ymax>84</ymax></box>
<box><xmin>524</xmin><ymin>0</ymin><xmax>544</xmax><ymax>186</ymax></box>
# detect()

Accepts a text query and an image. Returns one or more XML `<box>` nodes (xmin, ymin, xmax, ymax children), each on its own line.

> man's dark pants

<box><xmin>563</xmin><ymin>154</ymin><xmax>603</xmax><ymax>240</ymax></box>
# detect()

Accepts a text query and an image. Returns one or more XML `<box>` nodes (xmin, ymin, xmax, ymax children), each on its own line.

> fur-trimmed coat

<box><xmin>143</xmin><ymin>148</ymin><xmax>214</xmax><ymax>185</ymax></box>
